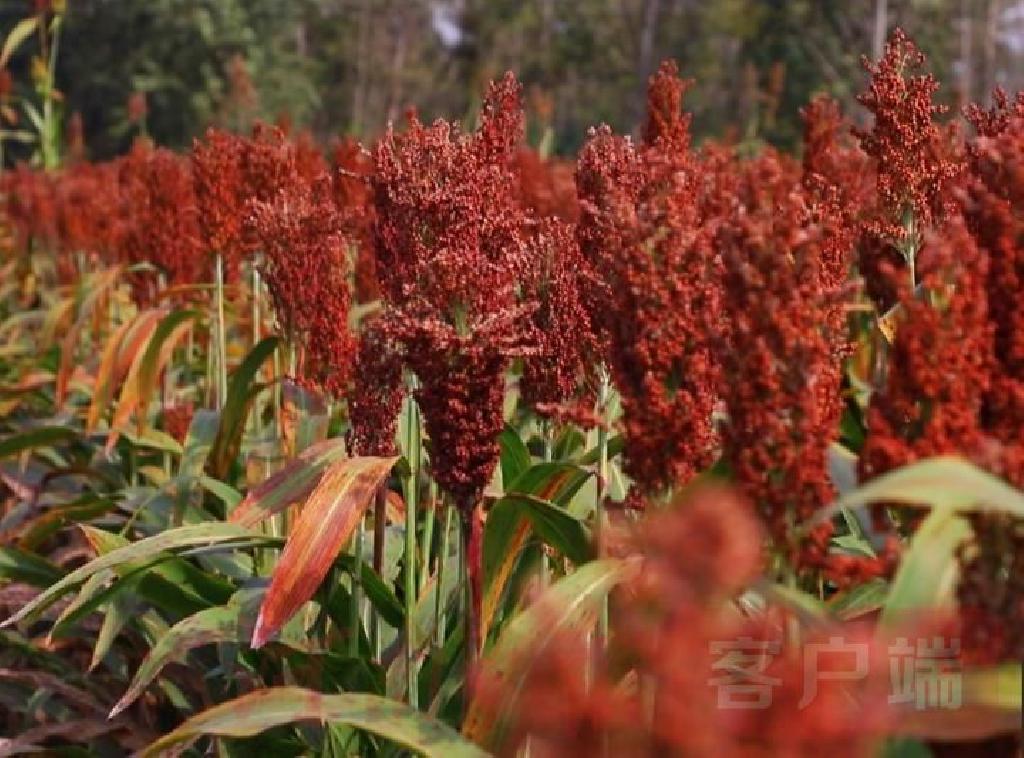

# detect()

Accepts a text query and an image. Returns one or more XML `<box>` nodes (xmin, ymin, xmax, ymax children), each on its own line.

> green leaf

<box><xmin>890</xmin><ymin>664</ymin><xmax>1022</xmax><ymax>740</ymax></box>
<box><xmin>0</xmin><ymin>547</ymin><xmax>63</xmax><ymax>587</ymax></box>
<box><xmin>495</xmin><ymin>493</ymin><xmax>592</xmax><ymax>565</ymax></box>
<box><xmin>138</xmin><ymin>687</ymin><xmax>488</xmax><ymax>758</ymax></box>
<box><xmin>111</xmin><ymin>589</ymin><xmax>310</xmax><ymax>718</ymax></box>
<box><xmin>816</xmin><ymin>456</ymin><xmax>1024</xmax><ymax>524</ymax></box>
<box><xmin>0</xmin><ymin>16</ymin><xmax>39</xmax><ymax>68</ymax></box>
<box><xmin>229</xmin><ymin>438</ymin><xmax>348</xmax><ymax>528</ymax></box>
<box><xmin>499</xmin><ymin>425</ymin><xmax>531</xmax><ymax>486</ymax></box>
<box><xmin>207</xmin><ymin>336</ymin><xmax>280</xmax><ymax>479</ymax></box>
<box><xmin>880</xmin><ymin>509</ymin><xmax>971</xmax><ymax>627</ymax></box>
<box><xmin>464</xmin><ymin>558</ymin><xmax>635</xmax><ymax>749</ymax></box>
<box><xmin>828</xmin><ymin>578</ymin><xmax>888</xmax><ymax>621</ymax></box>
<box><xmin>0</xmin><ymin>425</ymin><xmax>78</xmax><ymax>459</ymax></box>
<box><xmin>1</xmin><ymin>523</ymin><xmax>260</xmax><ymax>628</ymax></box>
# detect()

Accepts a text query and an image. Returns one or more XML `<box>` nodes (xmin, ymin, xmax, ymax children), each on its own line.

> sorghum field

<box><xmin>0</xmin><ymin>5</ymin><xmax>1021</xmax><ymax>757</ymax></box>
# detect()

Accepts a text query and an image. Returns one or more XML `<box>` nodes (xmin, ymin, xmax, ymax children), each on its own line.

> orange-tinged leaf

<box><xmin>138</xmin><ymin>686</ymin><xmax>487</xmax><ymax>758</ymax></box>
<box><xmin>481</xmin><ymin>464</ymin><xmax>585</xmax><ymax>641</ymax></box>
<box><xmin>86</xmin><ymin>310</ymin><xmax>161</xmax><ymax>432</ymax></box>
<box><xmin>55</xmin><ymin>266</ymin><xmax>123</xmax><ymax>406</ymax></box>
<box><xmin>230</xmin><ymin>437</ymin><xmax>348</xmax><ymax>528</ymax></box>
<box><xmin>106</xmin><ymin>310</ymin><xmax>198</xmax><ymax>451</ymax></box>
<box><xmin>251</xmin><ymin>455</ymin><xmax>397</xmax><ymax>649</ymax></box>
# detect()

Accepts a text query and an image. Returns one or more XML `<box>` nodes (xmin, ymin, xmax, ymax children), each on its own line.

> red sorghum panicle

<box><xmin>951</xmin><ymin>94</ymin><xmax>1024</xmax><ymax>664</ymax></box>
<box><xmin>345</xmin><ymin>321</ymin><xmax>404</xmax><ymax>457</ymax></box>
<box><xmin>855</xmin><ymin>28</ymin><xmax>962</xmax><ymax>308</ymax></box>
<box><xmin>191</xmin><ymin>128</ymin><xmax>248</xmax><ymax>281</ymax></box>
<box><xmin>519</xmin><ymin>217</ymin><xmax>596</xmax><ymax>416</ymax></box>
<box><xmin>331</xmin><ymin>137</ymin><xmax>378</xmax><ymax>303</ymax></box>
<box><xmin>54</xmin><ymin>160</ymin><xmax>123</xmax><ymax>264</ymax></box>
<box><xmin>116</xmin><ymin>140</ymin><xmax>203</xmax><ymax>295</ymax></box>
<box><xmin>576</xmin><ymin>60</ymin><xmax>719</xmax><ymax>494</ymax></box>
<box><xmin>515</xmin><ymin>148</ymin><xmax>578</xmax><ymax>222</ymax></box>
<box><xmin>247</xmin><ymin>170</ymin><xmax>355</xmax><ymax>398</ymax></box>
<box><xmin>716</xmin><ymin>170</ymin><xmax>850</xmax><ymax>562</ymax></box>
<box><xmin>858</xmin><ymin>217</ymin><xmax>994</xmax><ymax>486</ymax></box>
<box><xmin>2</xmin><ymin>164</ymin><xmax>57</xmax><ymax>252</ymax></box>
<box><xmin>371</xmin><ymin>72</ymin><xmax>534</xmax><ymax>512</ymax></box>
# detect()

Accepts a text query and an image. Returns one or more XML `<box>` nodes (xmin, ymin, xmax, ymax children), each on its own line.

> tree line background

<box><xmin>2</xmin><ymin>0</ymin><xmax>1022</xmax><ymax>161</ymax></box>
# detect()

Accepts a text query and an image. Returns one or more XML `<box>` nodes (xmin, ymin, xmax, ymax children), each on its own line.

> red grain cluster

<box><xmin>371</xmin><ymin>72</ymin><xmax>535</xmax><ymax>512</ymax></box>
<box><xmin>855</xmin><ymin>28</ymin><xmax>962</xmax><ymax>308</ymax></box>
<box><xmin>576</xmin><ymin>61</ymin><xmax>720</xmax><ymax>495</ymax></box>
<box><xmin>716</xmin><ymin>159</ymin><xmax>851</xmax><ymax>564</ymax></box>
<box><xmin>247</xmin><ymin>169</ymin><xmax>355</xmax><ymax>398</ymax></box>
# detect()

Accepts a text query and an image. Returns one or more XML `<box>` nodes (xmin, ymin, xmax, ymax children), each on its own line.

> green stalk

<box><xmin>251</xmin><ymin>263</ymin><xmax>262</xmax><ymax>436</ymax></box>
<box><xmin>372</xmin><ymin>484</ymin><xmax>387</xmax><ymax>662</ymax></box>
<box><xmin>349</xmin><ymin>516</ymin><xmax>365</xmax><ymax>657</ymax></box>
<box><xmin>420</xmin><ymin>481</ymin><xmax>437</xmax><ymax>594</ymax></box>
<box><xmin>541</xmin><ymin>420</ymin><xmax>552</xmax><ymax>586</ymax></box>
<box><xmin>214</xmin><ymin>254</ymin><xmax>228</xmax><ymax>410</ymax></box>
<box><xmin>434</xmin><ymin>502</ymin><xmax>454</xmax><ymax>646</ymax></box>
<box><xmin>595</xmin><ymin>369</ymin><xmax>610</xmax><ymax>646</ymax></box>
<box><xmin>402</xmin><ymin>392</ymin><xmax>422</xmax><ymax>707</ymax></box>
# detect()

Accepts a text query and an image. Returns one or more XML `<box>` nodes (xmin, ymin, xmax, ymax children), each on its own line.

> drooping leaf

<box><xmin>481</xmin><ymin>462</ymin><xmax>590</xmax><ymax>640</ymax></box>
<box><xmin>111</xmin><ymin>589</ymin><xmax>310</xmax><ymax>718</ymax></box>
<box><xmin>889</xmin><ymin>663</ymin><xmax>1022</xmax><ymax>740</ymax></box>
<box><xmin>107</xmin><ymin>309</ymin><xmax>199</xmax><ymax>449</ymax></box>
<box><xmin>0</xmin><ymin>425</ymin><xmax>78</xmax><ymax>460</ymax></box>
<box><xmin>0</xmin><ymin>16</ymin><xmax>40</xmax><ymax>68</ymax></box>
<box><xmin>229</xmin><ymin>438</ymin><xmax>348</xmax><ymax>528</ymax></box>
<box><xmin>464</xmin><ymin>558</ymin><xmax>636</xmax><ymax>749</ymax></box>
<box><xmin>817</xmin><ymin>456</ymin><xmax>1024</xmax><ymax>524</ymax></box>
<box><xmin>1</xmin><ymin>523</ymin><xmax>258</xmax><ymax>628</ymax></box>
<box><xmin>139</xmin><ymin>687</ymin><xmax>487</xmax><ymax>757</ymax></box>
<box><xmin>86</xmin><ymin>312</ymin><xmax>155</xmax><ymax>431</ymax></box>
<box><xmin>0</xmin><ymin>546</ymin><xmax>63</xmax><ymax>587</ymax></box>
<box><xmin>207</xmin><ymin>336</ymin><xmax>280</xmax><ymax>479</ymax></box>
<box><xmin>495</xmin><ymin>493</ymin><xmax>592</xmax><ymax>565</ymax></box>
<box><xmin>879</xmin><ymin>509</ymin><xmax>971</xmax><ymax>627</ymax></box>
<box><xmin>251</xmin><ymin>455</ymin><xmax>397</xmax><ymax>648</ymax></box>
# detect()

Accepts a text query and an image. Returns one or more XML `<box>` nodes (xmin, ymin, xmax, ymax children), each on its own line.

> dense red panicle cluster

<box><xmin>855</xmin><ymin>29</ymin><xmax>962</xmax><ymax>308</ymax></box>
<box><xmin>371</xmin><ymin>72</ymin><xmax>535</xmax><ymax>511</ymax></box>
<box><xmin>515</xmin><ymin>148</ymin><xmax>579</xmax><ymax>222</ymax></box>
<box><xmin>2</xmin><ymin>164</ymin><xmax>56</xmax><ymax>251</ymax></box>
<box><xmin>491</xmin><ymin>487</ymin><xmax>892</xmax><ymax>757</ymax></box>
<box><xmin>54</xmin><ymin>161</ymin><xmax>122</xmax><ymax>261</ymax></box>
<box><xmin>859</xmin><ymin>218</ymin><xmax>994</xmax><ymax>482</ymax></box>
<box><xmin>519</xmin><ymin>217</ymin><xmax>595</xmax><ymax>415</ymax></box>
<box><xmin>345</xmin><ymin>322</ymin><xmax>404</xmax><ymax>457</ymax></box>
<box><xmin>115</xmin><ymin>140</ymin><xmax>204</xmax><ymax>293</ymax></box>
<box><xmin>716</xmin><ymin>162</ymin><xmax>851</xmax><ymax>561</ymax></box>
<box><xmin>190</xmin><ymin>128</ymin><xmax>249</xmax><ymax>280</ymax></box>
<box><xmin>331</xmin><ymin>138</ymin><xmax>378</xmax><ymax>303</ymax></box>
<box><xmin>192</xmin><ymin>124</ymin><xmax>318</xmax><ymax>283</ymax></box>
<box><xmin>247</xmin><ymin>169</ymin><xmax>355</xmax><ymax>398</ymax></box>
<box><xmin>576</xmin><ymin>61</ymin><xmax>719</xmax><ymax>494</ymax></box>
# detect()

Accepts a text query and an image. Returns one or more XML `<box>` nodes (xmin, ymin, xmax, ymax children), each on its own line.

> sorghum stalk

<box><xmin>372</xmin><ymin>483</ymin><xmax>387</xmax><ymax>661</ymax></box>
<box><xmin>350</xmin><ymin>516</ymin><xmax>365</xmax><ymax>657</ymax></box>
<box><xmin>420</xmin><ymin>481</ymin><xmax>437</xmax><ymax>594</ymax></box>
<box><xmin>435</xmin><ymin>502</ymin><xmax>454</xmax><ymax>646</ymax></box>
<box><xmin>595</xmin><ymin>367</ymin><xmax>610</xmax><ymax>644</ymax></box>
<box><xmin>403</xmin><ymin>392</ymin><xmax>422</xmax><ymax>707</ymax></box>
<box><xmin>214</xmin><ymin>253</ymin><xmax>228</xmax><ymax>410</ymax></box>
<box><xmin>251</xmin><ymin>263</ymin><xmax>262</xmax><ymax>436</ymax></box>
<box><xmin>461</xmin><ymin>502</ymin><xmax>483</xmax><ymax>699</ymax></box>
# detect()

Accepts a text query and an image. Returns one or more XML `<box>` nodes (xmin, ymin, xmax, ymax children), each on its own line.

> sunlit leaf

<box><xmin>139</xmin><ymin>686</ymin><xmax>486</xmax><ymax>757</ymax></box>
<box><xmin>251</xmin><ymin>455</ymin><xmax>397</xmax><ymax>648</ymax></box>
